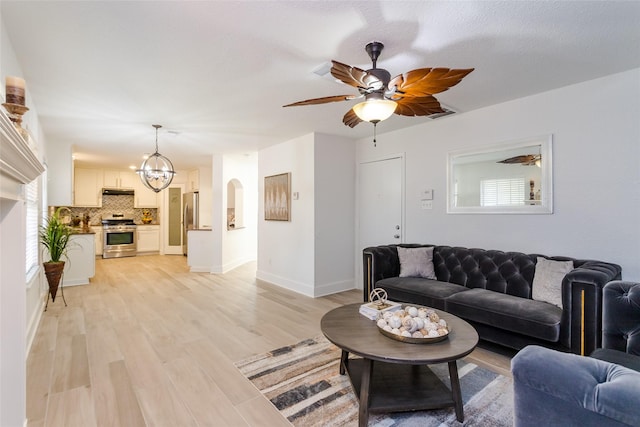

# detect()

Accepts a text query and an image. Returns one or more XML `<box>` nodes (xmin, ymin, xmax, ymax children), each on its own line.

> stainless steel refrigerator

<box><xmin>183</xmin><ymin>191</ymin><xmax>199</xmax><ymax>255</ymax></box>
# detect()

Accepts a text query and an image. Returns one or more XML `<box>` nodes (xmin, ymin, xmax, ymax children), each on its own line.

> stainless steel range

<box><xmin>102</xmin><ymin>215</ymin><xmax>137</xmax><ymax>259</ymax></box>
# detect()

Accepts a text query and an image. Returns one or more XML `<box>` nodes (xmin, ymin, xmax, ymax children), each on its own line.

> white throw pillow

<box><xmin>532</xmin><ymin>257</ymin><xmax>574</xmax><ymax>307</ymax></box>
<box><xmin>397</xmin><ymin>246</ymin><xmax>436</xmax><ymax>279</ymax></box>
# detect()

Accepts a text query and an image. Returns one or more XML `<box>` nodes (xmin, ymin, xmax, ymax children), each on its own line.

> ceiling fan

<box><xmin>283</xmin><ymin>41</ymin><xmax>474</xmax><ymax>130</ymax></box>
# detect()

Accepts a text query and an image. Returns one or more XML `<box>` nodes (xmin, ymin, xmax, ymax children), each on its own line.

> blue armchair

<box><xmin>511</xmin><ymin>281</ymin><xmax>640</xmax><ymax>427</ymax></box>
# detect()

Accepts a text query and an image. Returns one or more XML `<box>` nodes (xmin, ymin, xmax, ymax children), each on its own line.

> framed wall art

<box><xmin>264</xmin><ymin>172</ymin><xmax>291</xmax><ymax>221</ymax></box>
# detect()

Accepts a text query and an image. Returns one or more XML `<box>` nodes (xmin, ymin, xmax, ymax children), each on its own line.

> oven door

<box><xmin>103</xmin><ymin>229</ymin><xmax>137</xmax><ymax>258</ymax></box>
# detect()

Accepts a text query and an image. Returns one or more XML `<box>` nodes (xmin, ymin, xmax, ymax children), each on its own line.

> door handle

<box><xmin>393</xmin><ymin>234</ymin><xmax>400</xmax><ymax>239</ymax></box>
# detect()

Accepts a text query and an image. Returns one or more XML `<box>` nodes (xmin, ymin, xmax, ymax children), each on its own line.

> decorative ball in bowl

<box><xmin>376</xmin><ymin>305</ymin><xmax>450</xmax><ymax>344</ymax></box>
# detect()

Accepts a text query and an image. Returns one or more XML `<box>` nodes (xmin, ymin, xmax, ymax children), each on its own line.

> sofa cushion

<box><xmin>591</xmin><ymin>348</ymin><xmax>640</xmax><ymax>373</ymax></box>
<box><xmin>532</xmin><ymin>257</ymin><xmax>574</xmax><ymax>307</ymax></box>
<box><xmin>376</xmin><ymin>278</ymin><xmax>468</xmax><ymax>310</ymax></box>
<box><xmin>397</xmin><ymin>246</ymin><xmax>436</xmax><ymax>279</ymax></box>
<box><xmin>446</xmin><ymin>288</ymin><xmax>562</xmax><ymax>342</ymax></box>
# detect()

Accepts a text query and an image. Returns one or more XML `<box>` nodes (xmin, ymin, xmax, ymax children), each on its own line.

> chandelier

<box><xmin>136</xmin><ymin>124</ymin><xmax>176</xmax><ymax>193</ymax></box>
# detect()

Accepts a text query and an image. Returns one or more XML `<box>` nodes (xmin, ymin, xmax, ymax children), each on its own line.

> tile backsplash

<box><xmin>52</xmin><ymin>195</ymin><xmax>158</xmax><ymax>226</ymax></box>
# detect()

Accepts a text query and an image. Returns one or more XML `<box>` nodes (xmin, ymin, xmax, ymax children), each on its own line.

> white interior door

<box><xmin>357</xmin><ymin>156</ymin><xmax>404</xmax><ymax>288</ymax></box>
<box><xmin>162</xmin><ymin>183</ymin><xmax>185</xmax><ymax>255</ymax></box>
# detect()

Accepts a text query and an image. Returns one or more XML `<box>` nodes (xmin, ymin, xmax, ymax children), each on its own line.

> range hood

<box><xmin>102</xmin><ymin>188</ymin><xmax>134</xmax><ymax>196</ymax></box>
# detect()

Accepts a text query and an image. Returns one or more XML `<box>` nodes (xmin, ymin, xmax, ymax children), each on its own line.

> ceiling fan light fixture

<box><xmin>136</xmin><ymin>124</ymin><xmax>176</xmax><ymax>193</ymax></box>
<box><xmin>352</xmin><ymin>99</ymin><xmax>397</xmax><ymax>123</ymax></box>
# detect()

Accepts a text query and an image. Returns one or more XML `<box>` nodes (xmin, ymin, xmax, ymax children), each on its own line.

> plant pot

<box><xmin>43</xmin><ymin>261</ymin><xmax>65</xmax><ymax>302</ymax></box>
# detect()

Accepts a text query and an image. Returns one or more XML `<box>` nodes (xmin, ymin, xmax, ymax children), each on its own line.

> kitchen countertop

<box><xmin>70</xmin><ymin>228</ymin><xmax>95</xmax><ymax>234</ymax></box>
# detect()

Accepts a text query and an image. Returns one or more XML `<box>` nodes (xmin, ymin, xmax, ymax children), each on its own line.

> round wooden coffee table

<box><xmin>321</xmin><ymin>303</ymin><xmax>479</xmax><ymax>427</ymax></box>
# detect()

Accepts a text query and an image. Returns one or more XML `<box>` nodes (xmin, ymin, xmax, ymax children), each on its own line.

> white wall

<box><xmin>220</xmin><ymin>153</ymin><xmax>258</xmax><ymax>272</ymax></box>
<box><xmin>0</xmin><ymin>21</ymin><xmax>47</xmax><ymax>427</ymax></box>
<box><xmin>257</xmin><ymin>133</ymin><xmax>316</xmax><ymax>294</ymax></box>
<box><xmin>201</xmin><ymin>153</ymin><xmax>258</xmax><ymax>274</ymax></box>
<box><xmin>356</xmin><ymin>68</ymin><xmax>640</xmax><ymax>280</ymax></box>
<box><xmin>257</xmin><ymin>133</ymin><xmax>356</xmax><ymax>297</ymax></box>
<box><xmin>314</xmin><ymin>133</ymin><xmax>356</xmax><ymax>296</ymax></box>
<box><xmin>197</xmin><ymin>166</ymin><xmax>212</xmax><ymax>229</ymax></box>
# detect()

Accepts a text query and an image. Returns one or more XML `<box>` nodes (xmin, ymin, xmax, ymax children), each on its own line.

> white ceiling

<box><xmin>2</xmin><ymin>1</ymin><xmax>639</xmax><ymax>170</ymax></box>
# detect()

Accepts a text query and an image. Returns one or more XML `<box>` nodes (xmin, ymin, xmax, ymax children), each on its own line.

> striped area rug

<box><xmin>235</xmin><ymin>336</ymin><xmax>513</xmax><ymax>427</ymax></box>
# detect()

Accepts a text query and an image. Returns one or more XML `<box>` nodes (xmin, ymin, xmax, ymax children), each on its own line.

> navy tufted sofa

<box><xmin>512</xmin><ymin>281</ymin><xmax>640</xmax><ymax>426</ymax></box>
<box><xmin>363</xmin><ymin>244</ymin><xmax>622</xmax><ymax>355</ymax></box>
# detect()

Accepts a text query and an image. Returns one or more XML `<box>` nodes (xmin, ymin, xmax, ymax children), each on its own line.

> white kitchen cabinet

<box><xmin>134</xmin><ymin>179</ymin><xmax>159</xmax><ymax>208</ymax></box>
<box><xmin>188</xmin><ymin>169</ymin><xmax>199</xmax><ymax>191</ymax></box>
<box><xmin>137</xmin><ymin>225</ymin><xmax>160</xmax><ymax>253</ymax></box>
<box><xmin>63</xmin><ymin>233</ymin><xmax>96</xmax><ymax>286</ymax></box>
<box><xmin>74</xmin><ymin>167</ymin><xmax>102</xmax><ymax>207</ymax></box>
<box><xmin>92</xmin><ymin>226</ymin><xmax>103</xmax><ymax>256</ymax></box>
<box><xmin>103</xmin><ymin>169</ymin><xmax>136</xmax><ymax>189</ymax></box>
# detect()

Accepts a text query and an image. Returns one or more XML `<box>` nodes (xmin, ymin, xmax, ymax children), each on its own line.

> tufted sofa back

<box><xmin>365</xmin><ymin>244</ymin><xmax>609</xmax><ymax>300</ymax></box>
<box><xmin>602</xmin><ymin>281</ymin><xmax>640</xmax><ymax>355</ymax></box>
<box><xmin>433</xmin><ymin>246</ymin><xmax>536</xmax><ymax>298</ymax></box>
<box><xmin>375</xmin><ymin>244</ymin><xmax>597</xmax><ymax>299</ymax></box>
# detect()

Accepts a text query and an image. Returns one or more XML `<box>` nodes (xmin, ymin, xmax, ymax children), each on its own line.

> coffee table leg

<box><xmin>359</xmin><ymin>358</ymin><xmax>373</xmax><ymax>427</ymax></box>
<box><xmin>448</xmin><ymin>360</ymin><xmax>464</xmax><ymax>422</ymax></box>
<box><xmin>339</xmin><ymin>350</ymin><xmax>349</xmax><ymax>375</ymax></box>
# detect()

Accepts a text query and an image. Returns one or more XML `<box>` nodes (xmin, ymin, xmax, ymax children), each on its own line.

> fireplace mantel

<box><xmin>0</xmin><ymin>106</ymin><xmax>44</xmax><ymax>199</ymax></box>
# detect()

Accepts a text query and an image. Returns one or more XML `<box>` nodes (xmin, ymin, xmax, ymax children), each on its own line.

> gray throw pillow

<box><xmin>532</xmin><ymin>257</ymin><xmax>574</xmax><ymax>308</ymax></box>
<box><xmin>397</xmin><ymin>246</ymin><xmax>436</xmax><ymax>279</ymax></box>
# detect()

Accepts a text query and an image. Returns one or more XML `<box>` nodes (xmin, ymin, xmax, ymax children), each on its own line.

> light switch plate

<box><xmin>421</xmin><ymin>200</ymin><xmax>433</xmax><ymax>210</ymax></box>
<box><xmin>421</xmin><ymin>189</ymin><xmax>433</xmax><ymax>200</ymax></box>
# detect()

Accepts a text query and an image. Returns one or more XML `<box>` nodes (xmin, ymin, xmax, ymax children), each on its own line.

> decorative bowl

<box><xmin>376</xmin><ymin>304</ymin><xmax>450</xmax><ymax>344</ymax></box>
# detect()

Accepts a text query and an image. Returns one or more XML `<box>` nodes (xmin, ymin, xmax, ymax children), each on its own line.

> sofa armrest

<box><xmin>362</xmin><ymin>245</ymin><xmax>401</xmax><ymax>301</ymax></box>
<box><xmin>602</xmin><ymin>281</ymin><xmax>640</xmax><ymax>355</ymax></box>
<box><xmin>512</xmin><ymin>345</ymin><xmax>640</xmax><ymax>427</ymax></box>
<box><xmin>561</xmin><ymin>261</ymin><xmax>622</xmax><ymax>355</ymax></box>
<box><xmin>362</xmin><ymin>244</ymin><xmax>438</xmax><ymax>301</ymax></box>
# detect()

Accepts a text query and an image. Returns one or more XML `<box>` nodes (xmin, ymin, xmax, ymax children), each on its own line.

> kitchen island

<box><xmin>187</xmin><ymin>228</ymin><xmax>213</xmax><ymax>272</ymax></box>
<box><xmin>64</xmin><ymin>229</ymin><xmax>96</xmax><ymax>286</ymax></box>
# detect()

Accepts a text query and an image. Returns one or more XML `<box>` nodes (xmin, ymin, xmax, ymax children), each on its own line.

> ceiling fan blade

<box><xmin>498</xmin><ymin>154</ymin><xmax>540</xmax><ymax>165</ymax></box>
<box><xmin>342</xmin><ymin>108</ymin><xmax>363</xmax><ymax>128</ymax></box>
<box><xmin>283</xmin><ymin>94</ymin><xmax>357</xmax><ymax>107</ymax></box>
<box><xmin>331</xmin><ymin>60</ymin><xmax>382</xmax><ymax>91</ymax></box>
<box><xmin>388</xmin><ymin>68</ymin><xmax>474</xmax><ymax>98</ymax></box>
<box><xmin>394</xmin><ymin>95</ymin><xmax>445</xmax><ymax>117</ymax></box>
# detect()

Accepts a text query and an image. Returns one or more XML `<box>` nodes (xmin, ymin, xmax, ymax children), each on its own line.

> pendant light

<box><xmin>136</xmin><ymin>124</ymin><xmax>176</xmax><ymax>193</ymax></box>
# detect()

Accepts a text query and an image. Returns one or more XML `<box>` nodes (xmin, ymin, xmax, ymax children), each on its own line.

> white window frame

<box><xmin>25</xmin><ymin>176</ymin><xmax>40</xmax><ymax>282</ymax></box>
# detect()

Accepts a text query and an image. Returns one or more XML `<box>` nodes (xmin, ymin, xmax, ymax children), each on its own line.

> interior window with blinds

<box><xmin>480</xmin><ymin>178</ymin><xmax>525</xmax><ymax>207</ymax></box>
<box><xmin>25</xmin><ymin>177</ymin><xmax>40</xmax><ymax>282</ymax></box>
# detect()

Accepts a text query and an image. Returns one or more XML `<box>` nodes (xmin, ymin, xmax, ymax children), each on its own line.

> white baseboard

<box><xmin>211</xmin><ymin>256</ymin><xmax>257</xmax><ymax>274</ymax></box>
<box><xmin>255</xmin><ymin>270</ymin><xmax>314</xmax><ymax>297</ymax></box>
<box><xmin>255</xmin><ymin>271</ymin><xmax>356</xmax><ymax>298</ymax></box>
<box><xmin>26</xmin><ymin>290</ymin><xmax>46</xmax><ymax>357</ymax></box>
<box><xmin>313</xmin><ymin>279</ymin><xmax>356</xmax><ymax>297</ymax></box>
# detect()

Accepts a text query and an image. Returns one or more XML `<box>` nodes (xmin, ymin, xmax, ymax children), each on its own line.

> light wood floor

<box><xmin>27</xmin><ymin>255</ymin><xmax>511</xmax><ymax>427</ymax></box>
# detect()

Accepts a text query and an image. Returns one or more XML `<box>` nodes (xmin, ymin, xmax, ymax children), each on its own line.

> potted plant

<box><xmin>40</xmin><ymin>207</ymin><xmax>72</xmax><ymax>302</ymax></box>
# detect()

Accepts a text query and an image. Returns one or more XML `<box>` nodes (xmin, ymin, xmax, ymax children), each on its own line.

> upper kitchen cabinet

<box><xmin>134</xmin><ymin>178</ymin><xmax>159</xmax><ymax>208</ymax></box>
<box><xmin>74</xmin><ymin>167</ymin><xmax>103</xmax><ymax>207</ymax></box>
<box><xmin>104</xmin><ymin>169</ymin><xmax>136</xmax><ymax>189</ymax></box>
<box><xmin>188</xmin><ymin>169</ymin><xmax>199</xmax><ymax>192</ymax></box>
<box><xmin>47</xmin><ymin>142</ymin><xmax>74</xmax><ymax>206</ymax></box>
